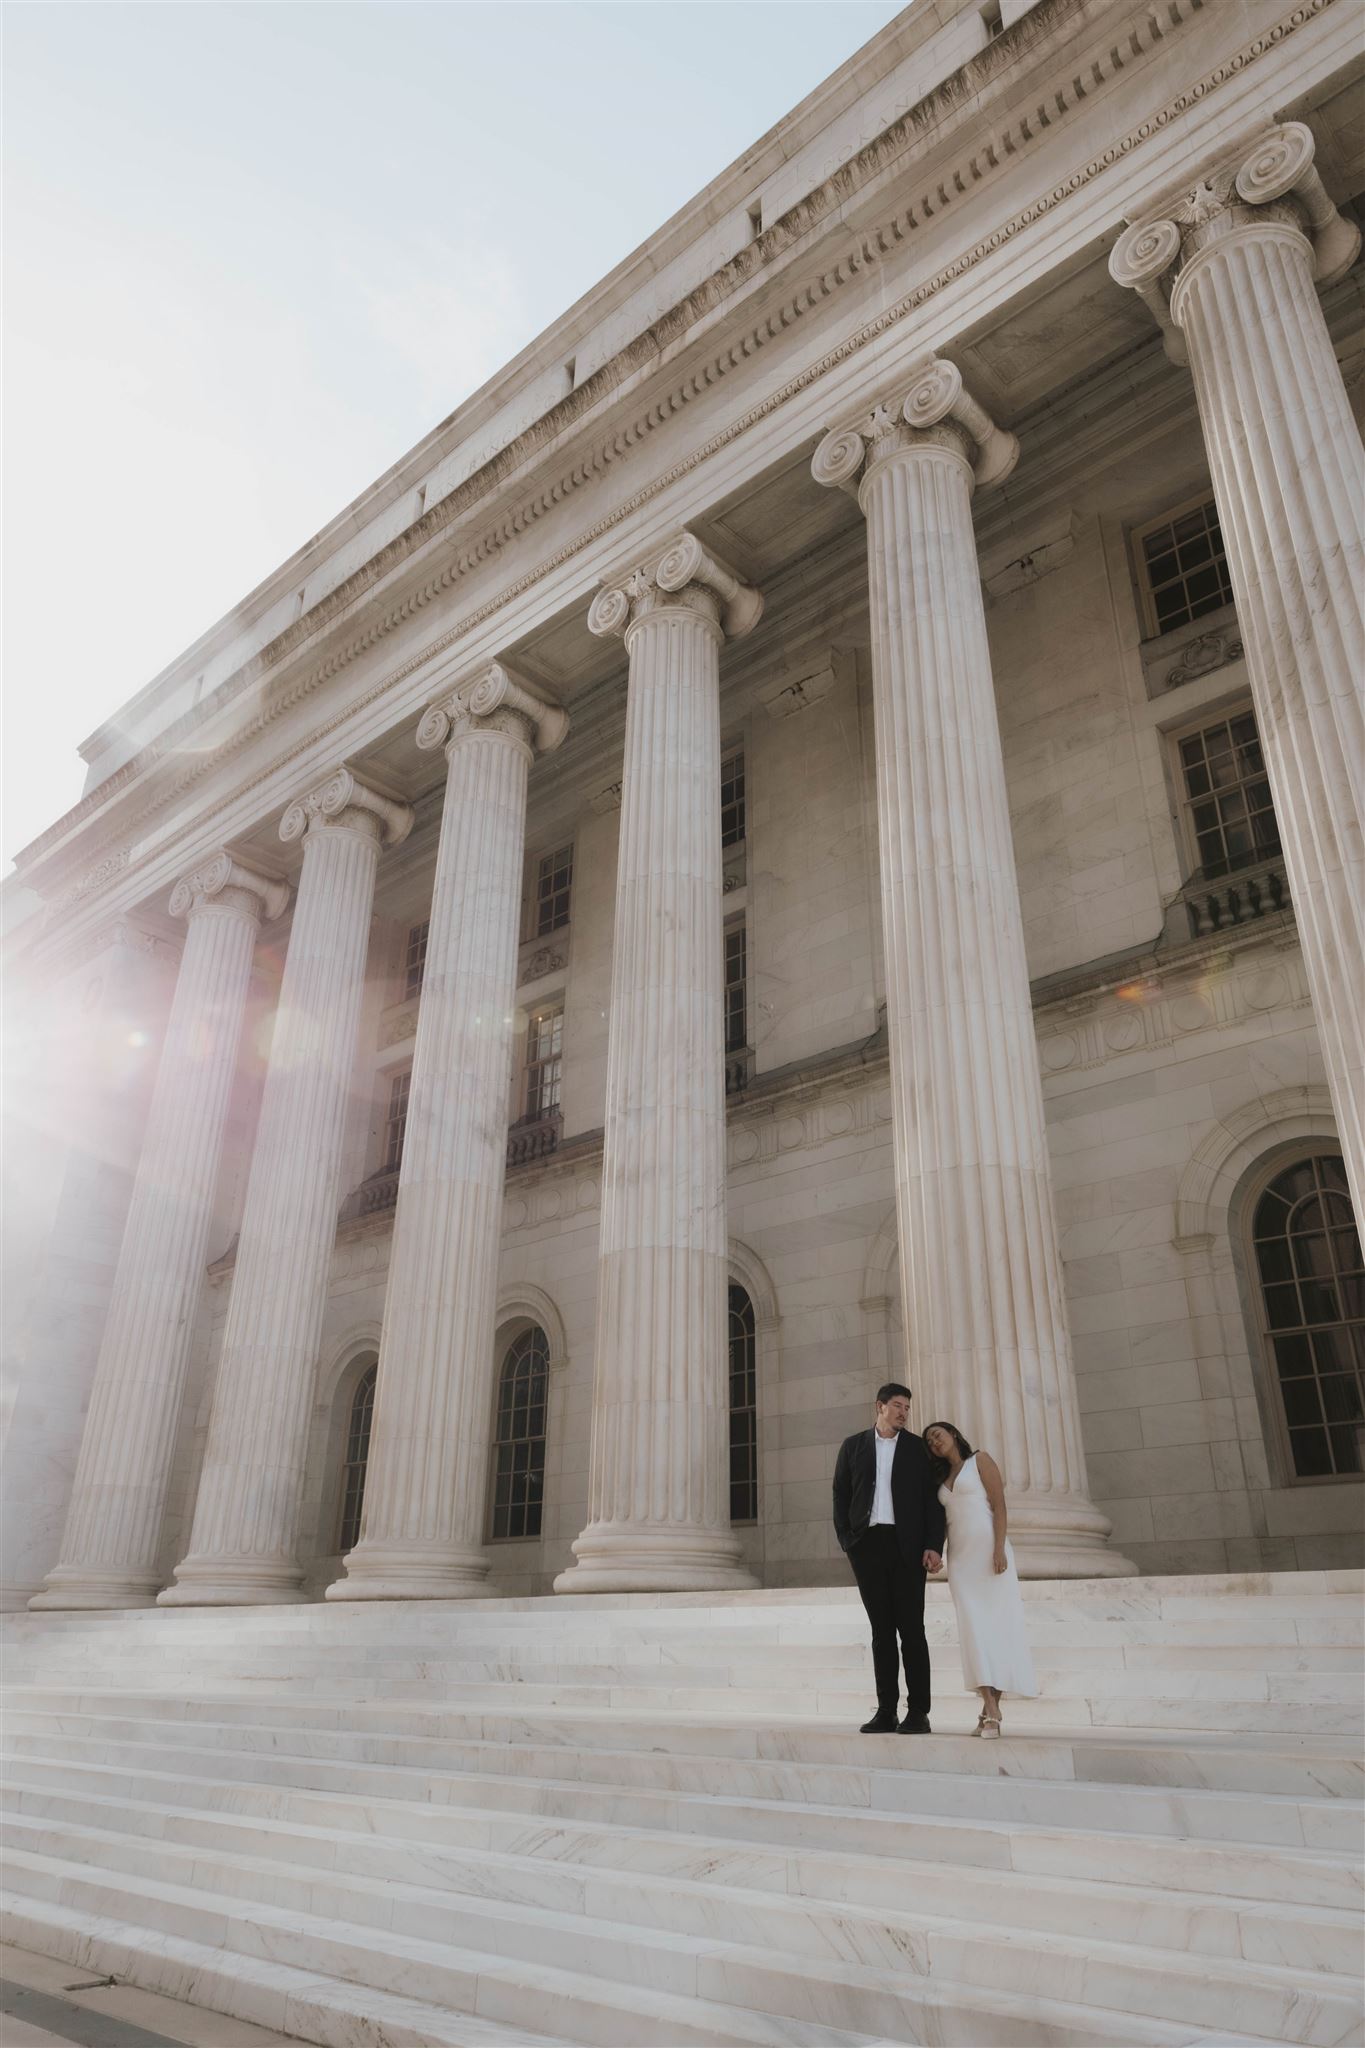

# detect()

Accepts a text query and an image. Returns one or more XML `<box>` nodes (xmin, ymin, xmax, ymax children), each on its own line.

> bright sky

<box><xmin>3</xmin><ymin>0</ymin><xmax>903</xmax><ymax>870</ymax></box>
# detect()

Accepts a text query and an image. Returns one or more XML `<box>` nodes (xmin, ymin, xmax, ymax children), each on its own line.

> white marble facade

<box><xmin>4</xmin><ymin>0</ymin><xmax>1364</xmax><ymax>1611</ymax></box>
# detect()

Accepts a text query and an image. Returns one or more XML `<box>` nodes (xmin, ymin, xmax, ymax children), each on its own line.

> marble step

<box><xmin>6</xmin><ymin>1776</ymin><xmax>1360</xmax><ymax>1977</ymax></box>
<box><xmin>1</xmin><ymin>1849</ymin><xmax>1238</xmax><ymax>2048</ymax></box>
<box><xmin>7</xmin><ymin>1640</ymin><xmax>1360</xmax><ymax>1678</ymax></box>
<box><xmin>3</xmin><ymin>1680</ymin><xmax>1355</xmax><ymax>1739</ymax></box>
<box><xmin>0</xmin><ymin>1874</ymin><xmax>870</xmax><ymax>2048</ymax></box>
<box><xmin>8</xmin><ymin>1722</ymin><xmax>1359</xmax><ymax>1853</ymax></box>
<box><xmin>8</xmin><ymin>1743</ymin><xmax>1361</xmax><ymax>1912</ymax></box>
<box><xmin>0</xmin><ymin>1895</ymin><xmax>588</xmax><ymax>2048</ymax></box>
<box><xmin>9</xmin><ymin>1809</ymin><xmax>1364</xmax><ymax>2046</ymax></box>
<box><xmin>3</xmin><ymin>1568</ymin><xmax>1357</xmax><ymax>1627</ymax></box>
<box><xmin>10</xmin><ymin>1826</ymin><xmax>1365</xmax><ymax>2048</ymax></box>
<box><xmin>6</xmin><ymin>1689</ymin><xmax>1361</xmax><ymax>1797</ymax></box>
<box><xmin>5</xmin><ymin>1603</ymin><xmax>1358</xmax><ymax>1650</ymax></box>
<box><xmin>9</xmin><ymin>1748</ymin><xmax>1358</xmax><ymax>1914</ymax></box>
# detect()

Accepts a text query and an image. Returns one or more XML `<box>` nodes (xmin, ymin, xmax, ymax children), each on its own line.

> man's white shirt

<box><xmin>870</xmin><ymin>1428</ymin><xmax>897</xmax><ymax>1525</ymax></box>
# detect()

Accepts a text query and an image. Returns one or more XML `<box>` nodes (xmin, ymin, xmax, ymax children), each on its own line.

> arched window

<box><xmin>728</xmin><ymin>1283</ymin><xmax>758</xmax><ymax>1523</ymax></box>
<box><xmin>489</xmin><ymin>1327</ymin><xmax>549</xmax><ymax>1540</ymax></box>
<box><xmin>1253</xmin><ymin>1154</ymin><xmax>1364</xmax><ymax>1479</ymax></box>
<box><xmin>336</xmin><ymin>1362</ymin><xmax>377</xmax><ymax>1552</ymax></box>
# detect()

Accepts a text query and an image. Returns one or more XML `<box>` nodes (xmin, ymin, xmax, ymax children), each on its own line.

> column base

<box><xmin>554</xmin><ymin>1522</ymin><xmax>759</xmax><ymax>1596</ymax></box>
<box><xmin>326</xmin><ymin>1543</ymin><xmax>494</xmax><ymax>1601</ymax></box>
<box><xmin>1007</xmin><ymin>1493</ymin><xmax>1137</xmax><ymax>1579</ymax></box>
<box><xmin>29</xmin><ymin>1566</ymin><xmax>161</xmax><ymax>1611</ymax></box>
<box><xmin>157</xmin><ymin>1558</ymin><xmax>307</xmax><ymax>1606</ymax></box>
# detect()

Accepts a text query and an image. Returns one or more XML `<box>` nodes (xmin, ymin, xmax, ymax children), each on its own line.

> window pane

<box><xmin>1334</xmin><ymin>1230</ymin><xmax>1364</xmax><ymax>1275</ymax></box>
<box><xmin>1298</xmin><ymin>1279</ymin><xmax>1340</xmax><ymax>1325</ymax></box>
<box><xmin>1328</xmin><ymin>1425</ymin><xmax>1362</xmax><ymax>1475</ymax></box>
<box><xmin>1313</xmin><ymin>1329</ymin><xmax>1356</xmax><ymax>1376</ymax></box>
<box><xmin>1290</xmin><ymin>1427</ymin><xmax>1332</xmax><ymax>1477</ymax></box>
<box><xmin>1320</xmin><ymin>1376</ymin><xmax>1364</xmax><ymax>1425</ymax></box>
<box><xmin>1263</xmin><ymin>1284</ymin><xmax>1301</xmax><ymax>1331</ymax></box>
<box><xmin>1292</xmin><ymin>1234</ymin><xmax>1333</xmax><ymax>1279</ymax></box>
<box><xmin>1274</xmin><ymin>1334</ymin><xmax>1314</xmax><ymax>1379</ymax></box>
<box><xmin>1268</xmin><ymin>1161</ymin><xmax>1317</xmax><ymax>1204</ymax></box>
<box><xmin>1256</xmin><ymin>1240</ymin><xmax>1293</xmax><ymax>1285</ymax></box>
<box><xmin>1280</xmin><ymin>1379</ymin><xmax>1323</xmax><ymax>1427</ymax></box>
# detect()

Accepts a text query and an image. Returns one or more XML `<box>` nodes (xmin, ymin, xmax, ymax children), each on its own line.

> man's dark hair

<box><xmin>875</xmin><ymin>1382</ymin><xmax>912</xmax><ymax>1406</ymax></box>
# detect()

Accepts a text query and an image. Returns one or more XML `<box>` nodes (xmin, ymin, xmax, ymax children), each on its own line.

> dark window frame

<box><xmin>1252</xmin><ymin>1153</ymin><xmax>1364</xmax><ymax>1484</ymax></box>
<box><xmin>721</xmin><ymin>751</ymin><xmax>746</xmax><ymax>851</ymax></box>
<box><xmin>524</xmin><ymin>1006</ymin><xmax>564</xmax><ymax>1121</ymax></box>
<box><xmin>336</xmin><ymin>1361</ymin><xmax>378</xmax><ymax>1554</ymax></box>
<box><xmin>404</xmin><ymin>920</ymin><xmax>429</xmax><ymax>1001</ymax></box>
<box><xmin>1134</xmin><ymin>493</ymin><xmax>1235</xmax><ymax>638</ymax></box>
<box><xmin>488</xmin><ymin>1326</ymin><xmax>550</xmax><ymax>1541</ymax></box>
<box><xmin>728</xmin><ymin>1282</ymin><xmax>758</xmax><ymax>1524</ymax></box>
<box><xmin>1173</xmin><ymin>705</ymin><xmax>1281</xmax><ymax>881</ymax></box>
<box><xmin>383</xmin><ymin>1068</ymin><xmax>412</xmax><ymax>1173</ymax></box>
<box><xmin>724</xmin><ymin>923</ymin><xmax>748</xmax><ymax>1057</ymax></box>
<box><xmin>534</xmin><ymin>844</ymin><xmax>574</xmax><ymax>937</ymax></box>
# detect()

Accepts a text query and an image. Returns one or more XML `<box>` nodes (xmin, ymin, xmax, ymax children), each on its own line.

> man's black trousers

<box><xmin>847</xmin><ymin>1525</ymin><xmax>930</xmax><ymax>1715</ymax></box>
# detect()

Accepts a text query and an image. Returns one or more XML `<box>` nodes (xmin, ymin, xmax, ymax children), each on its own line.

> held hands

<box><xmin>993</xmin><ymin>1546</ymin><xmax>1008</xmax><ymax>1575</ymax></box>
<box><xmin>923</xmin><ymin>1550</ymin><xmax>944</xmax><ymax>1573</ymax></box>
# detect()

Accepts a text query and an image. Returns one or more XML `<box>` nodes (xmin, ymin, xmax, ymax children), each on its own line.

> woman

<box><xmin>924</xmin><ymin>1422</ymin><xmax>1037</xmax><ymax>1737</ymax></box>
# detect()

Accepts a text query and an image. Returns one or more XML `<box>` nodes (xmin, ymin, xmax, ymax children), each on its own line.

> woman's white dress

<box><xmin>939</xmin><ymin>1454</ymin><xmax>1038</xmax><ymax>1696</ymax></box>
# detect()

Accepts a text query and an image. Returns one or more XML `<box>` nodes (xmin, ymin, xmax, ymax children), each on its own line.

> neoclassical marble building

<box><xmin>4</xmin><ymin>0</ymin><xmax>1363</xmax><ymax>1613</ymax></box>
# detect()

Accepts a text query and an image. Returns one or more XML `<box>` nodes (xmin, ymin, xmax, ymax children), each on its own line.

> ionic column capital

<box><xmin>587</xmin><ymin>530</ymin><xmax>763</xmax><ymax>646</ymax></box>
<box><xmin>279</xmin><ymin>767</ymin><xmax>413</xmax><ymax>851</ymax></box>
<box><xmin>812</xmin><ymin>357</ymin><xmax>1019</xmax><ymax>504</ymax></box>
<box><xmin>1110</xmin><ymin>122</ymin><xmax>1361</xmax><ymax>358</ymax></box>
<box><xmin>168</xmin><ymin>851</ymin><xmax>290</xmax><ymax>925</ymax></box>
<box><xmin>416</xmin><ymin>660</ymin><xmax>568</xmax><ymax>761</ymax></box>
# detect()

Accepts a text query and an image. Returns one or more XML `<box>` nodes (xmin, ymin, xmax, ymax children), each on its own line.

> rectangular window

<box><xmin>404</xmin><ymin>920</ymin><xmax>429</xmax><ymax>1001</ymax></box>
<box><xmin>721</xmin><ymin>751</ymin><xmax>746</xmax><ymax>849</ymax></box>
<box><xmin>1135</xmin><ymin>495</ymin><xmax>1234</xmax><ymax>637</ymax></box>
<box><xmin>525</xmin><ymin>1006</ymin><xmax>564</xmax><ymax>1120</ymax></box>
<box><xmin>383</xmin><ymin>1069</ymin><xmax>411</xmax><ymax>1172</ymax></box>
<box><xmin>1176</xmin><ymin>708</ymin><xmax>1281</xmax><ymax>878</ymax></box>
<box><xmin>724</xmin><ymin>924</ymin><xmax>747</xmax><ymax>1056</ymax></box>
<box><xmin>535</xmin><ymin>845</ymin><xmax>573</xmax><ymax>936</ymax></box>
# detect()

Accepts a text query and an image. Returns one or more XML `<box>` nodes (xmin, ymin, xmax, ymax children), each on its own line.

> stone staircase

<box><xmin>1</xmin><ymin>1572</ymin><xmax>1361</xmax><ymax>2048</ymax></box>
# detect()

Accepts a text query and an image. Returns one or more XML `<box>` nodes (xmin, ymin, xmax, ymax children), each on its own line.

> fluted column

<box><xmin>556</xmin><ymin>534</ymin><xmax>762</xmax><ymax>1594</ymax></box>
<box><xmin>31</xmin><ymin>855</ymin><xmax>288</xmax><ymax>1610</ymax></box>
<box><xmin>160</xmin><ymin>770</ymin><xmax>411</xmax><ymax>1605</ymax></box>
<box><xmin>814</xmin><ymin>361</ymin><xmax>1133</xmax><ymax>1577</ymax></box>
<box><xmin>328</xmin><ymin>666</ymin><xmax>567</xmax><ymax>1600</ymax></box>
<box><xmin>1111</xmin><ymin>123</ymin><xmax>1364</xmax><ymax>1222</ymax></box>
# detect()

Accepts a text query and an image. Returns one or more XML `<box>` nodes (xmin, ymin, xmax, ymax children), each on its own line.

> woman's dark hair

<box><xmin>924</xmin><ymin>1420</ymin><xmax>974</xmax><ymax>1480</ymax></box>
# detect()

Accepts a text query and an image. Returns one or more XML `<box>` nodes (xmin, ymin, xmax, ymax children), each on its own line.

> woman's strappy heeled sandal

<box><xmin>974</xmin><ymin>1706</ymin><xmax>1002</xmax><ymax>1738</ymax></box>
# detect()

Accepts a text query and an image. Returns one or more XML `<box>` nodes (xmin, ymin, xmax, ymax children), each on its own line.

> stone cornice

<box><xmin>19</xmin><ymin>0</ymin><xmax>1340</xmax><ymax>921</ymax></box>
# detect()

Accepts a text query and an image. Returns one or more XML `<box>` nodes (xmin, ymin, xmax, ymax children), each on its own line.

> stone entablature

<box><xmin>13</xmin><ymin>0</ymin><xmax>1351</xmax><ymax>934</ymax></box>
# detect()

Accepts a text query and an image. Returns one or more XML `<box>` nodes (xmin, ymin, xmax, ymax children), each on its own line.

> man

<box><xmin>832</xmin><ymin>1381</ymin><xmax>945</xmax><ymax>1733</ymax></box>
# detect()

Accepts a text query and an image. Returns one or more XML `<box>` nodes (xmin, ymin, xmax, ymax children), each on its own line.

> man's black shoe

<box><xmin>898</xmin><ymin>1713</ymin><xmax>931</xmax><ymax>1734</ymax></box>
<box><xmin>859</xmin><ymin>1710</ymin><xmax>898</xmax><ymax>1734</ymax></box>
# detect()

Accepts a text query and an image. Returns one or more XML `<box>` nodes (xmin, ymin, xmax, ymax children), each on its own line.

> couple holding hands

<box><xmin>832</xmin><ymin>1382</ymin><xmax>1037</xmax><ymax>1738</ymax></box>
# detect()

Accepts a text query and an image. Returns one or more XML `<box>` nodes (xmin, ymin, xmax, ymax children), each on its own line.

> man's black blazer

<box><xmin>832</xmin><ymin>1427</ymin><xmax>946</xmax><ymax>1565</ymax></box>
